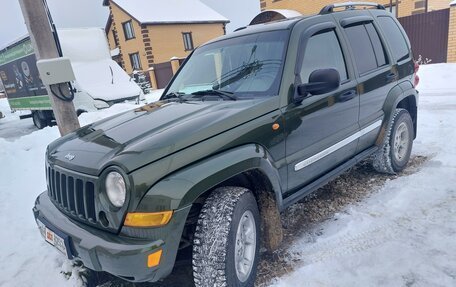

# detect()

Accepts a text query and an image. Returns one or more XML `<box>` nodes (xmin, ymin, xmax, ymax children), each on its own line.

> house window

<box><xmin>182</xmin><ymin>32</ymin><xmax>194</xmax><ymax>51</ymax></box>
<box><xmin>123</xmin><ymin>20</ymin><xmax>135</xmax><ymax>40</ymax></box>
<box><xmin>415</xmin><ymin>0</ymin><xmax>426</xmax><ymax>9</ymax></box>
<box><xmin>129</xmin><ymin>52</ymin><xmax>142</xmax><ymax>70</ymax></box>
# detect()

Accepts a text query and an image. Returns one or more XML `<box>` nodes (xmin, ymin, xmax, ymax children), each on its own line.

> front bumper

<box><xmin>33</xmin><ymin>192</ymin><xmax>190</xmax><ymax>282</ymax></box>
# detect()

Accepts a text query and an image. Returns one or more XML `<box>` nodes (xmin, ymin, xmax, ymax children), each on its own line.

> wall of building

<box><xmin>107</xmin><ymin>24</ymin><xmax>116</xmax><ymax>51</ymax></box>
<box><xmin>260</xmin><ymin>0</ymin><xmax>449</xmax><ymax>17</ymax></box>
<box><xmin>106</xmin><ymin>1</ymin><xmax>226</xmax><ymax>74</ymax></box>
<box><xmin>146</xmin><ymin>23</ymin><xmax>225</xmax><ymax>64</ymax></box>
<box><xmin>428</xmin><ymin>0</ymin><xmax>452</xmax><ymax>12</ymax></box>
<box><xmin>448</xmin><ymin>3</ymin><xmax>456</xmax><ymax>63</ymax></box>
<box><xmin>109</xmin><ymin>1</ymin><xmax>147</xmax><ymax>74</ymax></box>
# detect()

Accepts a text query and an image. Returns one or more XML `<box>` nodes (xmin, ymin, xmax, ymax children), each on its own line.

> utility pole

<box><xmin>18</xmin><ymin>0</ymin><xmax>80</xmax><ymax>136</ymax></box>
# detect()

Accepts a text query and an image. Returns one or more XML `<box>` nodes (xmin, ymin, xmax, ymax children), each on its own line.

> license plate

<box><xmin>37</xmin><ymin>219</ymin><xmax>69</xmax><ymax>257</ymax></box>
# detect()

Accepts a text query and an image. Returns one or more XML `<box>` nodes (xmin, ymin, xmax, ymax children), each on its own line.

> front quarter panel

<box><xmin>135</xmin><ymin>144</ymin><xmax>284</xmax><ymax>212</ymax></box>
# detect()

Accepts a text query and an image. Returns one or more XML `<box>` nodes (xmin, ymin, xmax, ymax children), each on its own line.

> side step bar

<box><xmin>282</xmin><ymin>146</ymin><xmax>378</xmax><ymax>210</ymax></box>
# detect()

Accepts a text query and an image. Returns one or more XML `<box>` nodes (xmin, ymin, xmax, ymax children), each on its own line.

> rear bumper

<box><xmin>33</xmin><ymin>192</ymin><xmax>190</xmax><ymax>282</ymax></box>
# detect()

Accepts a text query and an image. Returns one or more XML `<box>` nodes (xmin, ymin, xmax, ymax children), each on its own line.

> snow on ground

<box><xmin>272</xmin><ymin>64</ymin><xmax>456</xmax><ymax>286</ymax></box>
<box><xmin>0</xmin><ymin>93</ymin><xmax>163</xmax><ymax>286</ymax></box>
<box><xmin>0</xmin><ymin>64</ymin><xmax>455</xmax><ymax>286</ymax></box>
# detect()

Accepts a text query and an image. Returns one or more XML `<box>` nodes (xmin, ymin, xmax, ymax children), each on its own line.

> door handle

<box><xmin>386</xmin><ymin>72</ymin><xmax>397</xmax><ymax>83</ymax></box>
<box><xmin>339</xmin><ymin>90</ymin><xmax>357</xmax><ymax>102</ymax></box>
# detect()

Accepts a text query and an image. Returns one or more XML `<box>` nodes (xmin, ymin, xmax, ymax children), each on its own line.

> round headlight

<box><xmin>105</xmin><ymin>171</ymin><xmax>126</xmax><ymax>207</ymax></box>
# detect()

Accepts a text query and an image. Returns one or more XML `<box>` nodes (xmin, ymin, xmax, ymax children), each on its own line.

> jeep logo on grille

<box><xmin>64</xmin><ymin>153</ymin><xmax>75</xmax><ymax>161</ymax></box>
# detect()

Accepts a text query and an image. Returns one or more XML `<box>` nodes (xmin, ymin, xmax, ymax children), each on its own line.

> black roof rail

<box><xmin>320</xmin><ymin>2</ymin><xmax>386</xmax><ymax>14</ymax></box>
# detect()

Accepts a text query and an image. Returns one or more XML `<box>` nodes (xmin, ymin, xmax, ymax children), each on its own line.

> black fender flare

<box><xmin>135</xmin><ymin>144</ymin><xmax>284</xmax><ymax>211</ymax></box>
<box><xmin>376</xmin><ymin>80</ymin><xmax>418</xmax><ymax>146</ymax></box>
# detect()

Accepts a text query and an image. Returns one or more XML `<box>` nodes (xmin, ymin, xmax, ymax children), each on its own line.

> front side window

<box><xmin>123</xmin><ymin>21</ymin><xmax>135</xmax><ymax>40</ymax></box>
<box><xmin>166</xmin><ymin>30</ymin><xmax>289</xmax><ymax>97</ymax></box>
<box><xmin>183</xmin><ymin>32</ymin><xmax>194</xmax><ymax>51</ymax></box>
<box><xmin>300</xmin><ymin>30</ymin><xmax>348</xmax><ymax>83</ymax></box>
<box><xmin>129</xmin><ymin>52</ymin><xmax>141</xmax><ymax>70</ymax></box>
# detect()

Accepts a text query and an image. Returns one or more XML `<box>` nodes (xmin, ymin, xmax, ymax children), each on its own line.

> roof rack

<box><xmin>320</xmin><ymin>2</ymin><xmax>385</xmax><ymax>14</ymax></box>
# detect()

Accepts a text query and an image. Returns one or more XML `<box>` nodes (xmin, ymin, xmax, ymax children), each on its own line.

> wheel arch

<box><xmin>376</xmin><ymin>81</ymin><xmax>418</xmax><ymax>145</ymax></box>
<box><xmin>135</xmin><ymin>144</ymin><xmax>285</xmax><ymax>252</ymax></box>
<box><xmin>136</xmin><ymin>144</ymin><xmax>284</xmax><ymax>212</ymax></box>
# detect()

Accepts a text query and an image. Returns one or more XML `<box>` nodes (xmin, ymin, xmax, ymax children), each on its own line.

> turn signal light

<box><xmin>148</xmin><ymin>249</ymin><xmax>163</xmax><ymax>268</ymax></box>
<box><xmin>124</xmin><ymin>211</ymin><xmax>173</xmax><ymax>227</ymax></box>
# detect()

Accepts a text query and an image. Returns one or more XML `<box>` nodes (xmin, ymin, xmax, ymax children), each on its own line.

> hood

<box><xmin>47</xmin><ymin>98</ymin><xmax>278</xmax><ymax>175</ymax></box>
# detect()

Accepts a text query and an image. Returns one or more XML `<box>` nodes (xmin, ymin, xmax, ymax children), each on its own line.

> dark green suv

<box><xmin>33</xmin><ymin>2</ymin><xmax>418</xmax><ymax>286</ymax></box>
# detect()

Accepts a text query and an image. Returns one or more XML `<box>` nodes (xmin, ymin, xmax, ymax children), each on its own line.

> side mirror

<box><xmin>295</xmin><ymin>68</ymin><xmax>340</xmax><ymax>102</ymax></box>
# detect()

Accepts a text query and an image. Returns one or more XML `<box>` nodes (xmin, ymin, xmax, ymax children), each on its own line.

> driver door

<box><xmin>283</xmin><ymin>25</ymin><xmax>360</xmax><ymax>195</ymax></box>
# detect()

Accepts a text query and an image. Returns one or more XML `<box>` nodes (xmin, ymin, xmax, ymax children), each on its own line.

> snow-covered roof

<box><xmin>108</xmin><ymin>0</ymin><xmax>229</xmax><ymax>24</ymax></box>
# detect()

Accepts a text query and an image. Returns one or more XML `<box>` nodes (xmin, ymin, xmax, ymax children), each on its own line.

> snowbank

<box><xmin>417</xmin><ymin>63</ymin><xmax>456</xmax><ymax>93</ymax></box>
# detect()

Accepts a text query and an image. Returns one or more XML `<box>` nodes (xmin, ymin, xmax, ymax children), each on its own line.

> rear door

<box><xmin>283</xmin><ymin>20</ymin><xmax>360</xmax><ymax>194</ymax></box>
<box><xmin>334</xmin><ymin>11</ymin><xmax>398</xmax><ymax>152</ymax></box>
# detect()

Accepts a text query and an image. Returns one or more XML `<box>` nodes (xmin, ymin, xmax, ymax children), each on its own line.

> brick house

<box><xmin>259</xmin><ymin>0</ymin><xmax>450</xmax><ymax>18</ymax></box>
<box><xmin>259</xmin><ymin>1</ymin><xmax>456</xmax><ymax>63</ymax></box>
<box><xmin>103</xmin><ymin>0</ymin><xmax>229</xmax><ymax>74</ymax></box>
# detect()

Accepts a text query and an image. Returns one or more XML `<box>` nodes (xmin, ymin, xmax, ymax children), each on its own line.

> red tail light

<box><xmin>413</xmin><ymin>61</ymin><xmax>420</xmax><ymax>87</ymax></box>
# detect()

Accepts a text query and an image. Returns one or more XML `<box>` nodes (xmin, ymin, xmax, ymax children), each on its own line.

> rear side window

<box><xmin>365</xmin><ymin>23</ymin><xmax>388</xmax><ymax>67</ymax></box>
<box><xmin>377</xmin><ymin>16</ymin><xmax>410</xmax><ymax>62</ymax></box>
<box><xmin>300</xmin><ymin>30</ymin><xmax>348</xmax><ymax>83</ymax></box>
<box><xmin>344</xmin><ymin>24</ymin><xmax>378</xmax><ymax>74</ymax></box>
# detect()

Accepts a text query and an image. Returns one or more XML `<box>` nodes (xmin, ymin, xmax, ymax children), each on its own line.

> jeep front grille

<box><xmin>47</xmin><ymin>166</ymin><xmax>97</xmax><ymax>223</ymax></box>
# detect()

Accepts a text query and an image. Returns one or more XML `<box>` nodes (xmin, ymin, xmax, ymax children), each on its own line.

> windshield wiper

<box><xmin>162</xmin><ymin>92</ymin><xmax>188</xmax><ymax>101</ymax></box>
<box><xmin>191</xmin><ymin>90</ymin><xmax>238</xmax><ymax>101</ymax></box>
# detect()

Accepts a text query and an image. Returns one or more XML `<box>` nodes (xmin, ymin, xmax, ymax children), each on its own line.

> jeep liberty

<box><xmin>33</xmin><ymin>2</ymin><xmax>419</xmax><ymax>286</ymax></box>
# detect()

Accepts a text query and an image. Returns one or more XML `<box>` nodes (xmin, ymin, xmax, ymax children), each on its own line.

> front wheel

<box><xmin>193</xmin><ymin>187</ymin><xmax>260</xmax><ymax>287</ymax></box>
<box><xmin>373</xmin><ymin>108</ymin><xmax>414</xmax><ymax>174</ymax></box>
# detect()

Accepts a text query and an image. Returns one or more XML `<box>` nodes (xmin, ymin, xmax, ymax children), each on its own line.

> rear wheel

<box><xmin>373</xmin><ymin>108</ymin><xmax>414</xmax><ymax>173</ymax></box>
<box><xmin>32</xmin><ymin>111</ymin><xmax>49</xmax><ymax>129</ymax></box>
<box><xmin>193</xmin><ymin>186</ymin><xmax>260</xmax><ymax>287</ymax></box>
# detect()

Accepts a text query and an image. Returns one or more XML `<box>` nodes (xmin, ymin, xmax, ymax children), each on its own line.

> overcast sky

<box><xmin>0</xmin><ymin>0</ymin><xmax>260</xmax><ymax>48</ymax></box>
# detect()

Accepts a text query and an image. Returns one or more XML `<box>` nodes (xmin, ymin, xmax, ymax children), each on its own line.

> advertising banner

<box><xmin>0</xmin><ymin>37</ymin><xmax>51</xmax><ymax>109</ymax></box>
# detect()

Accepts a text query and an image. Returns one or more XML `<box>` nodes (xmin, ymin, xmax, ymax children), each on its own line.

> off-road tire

<box><xmin>373</xmin><ymin>108</ymin><xmax>414</xmax><ymax>174</ymax></box>
<box><xmin>193</xmin><ymin>186</ymin><xmax>260</xmax><ymax>287</ymax></box>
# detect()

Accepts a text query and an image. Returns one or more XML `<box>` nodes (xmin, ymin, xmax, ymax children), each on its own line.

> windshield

<box><xmin>164</xmin><ymin>30</ymin><xmax>289</xmax><ymax>99</ymax></box>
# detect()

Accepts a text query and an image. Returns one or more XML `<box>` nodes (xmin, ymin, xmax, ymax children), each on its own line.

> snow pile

<box><xmin>272</xmin><ymin>64</ymin><xmax>456</xmax><ymax>286</ymax></box>
<box><xmin>58</xmin><ymin>28</ymin><xmax>142</xmax><ymax>102</ymax></box>
<box><xmin>416</xmin><ymin>63</ymin><xmax>456</xmax><ymax>94</ymax></box>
